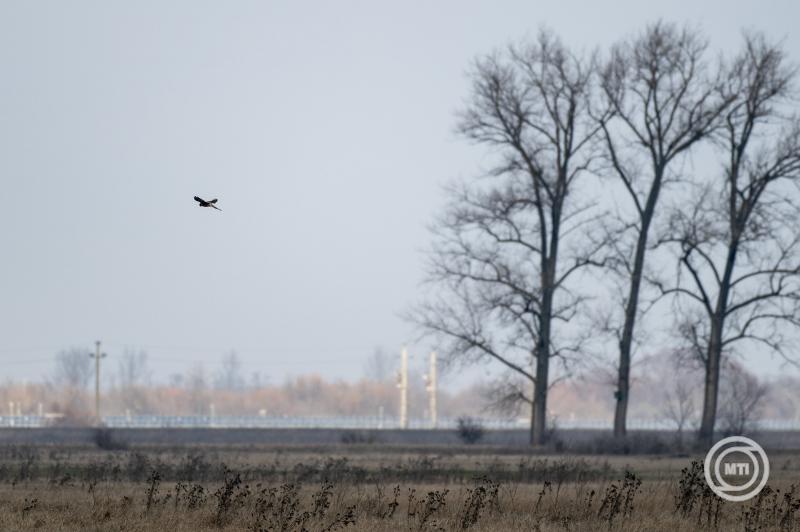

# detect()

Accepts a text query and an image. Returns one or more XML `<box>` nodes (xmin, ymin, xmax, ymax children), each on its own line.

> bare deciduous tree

<box><xmin>186</xmin><ymin>364</ymin><xmax>208</xmax><ymax>415</ymax></box>
<box><xmin>717</xmin><ymin>360</ymin><xmax>767</xmax><ymax>436</ymax></box>
<box><xmin>663</xmin><ymin>380</ymin><xmax>697</xmax><ymax>436</ymax></box>
<box><xmin>598</xmin><ymin>21</ymin><xmax>733</xmax><ymax>438</ymax></box>
<box><xmin>51</xmin><ymin>347</ymin><xmax>94</xmax><ymax>418</ymax></box>
<box><xmin>117</xmin><ymin>348</ymin><xmax>151</xmax><ymax>414</ymax></box>
<box><xmin>363</xmin><ymin>346</ymin><xmax>393</xmax><ymax>382</ymax></box>
<box><xmin>250</xmin><ymin>371</ymin><xmax>266</xmax><ymax>390</ymax></box>
<box><xmin>658</xmin><ymin>352</ymin><xmax>702</xmax><ymax>445</ymax></box>
<box><xmin>658</xmin><ymin>33</ymin><xmax>800</xmax><ymax>446</ymax></box>
<box><xmin>409</xmin><ymin>30</ymin><xmax>604</xmax><ymax>445</ymax></box>
<box><xmin>215</xmin><ymin>351</ymin><xmax>244</xmax><ymax>391</ymax></box>
<box><xmin>52</xmin><ymin>347</ymin><xmax>93</xmax><ymax>390</ymax></box>
<box><xmin>481</xmin><ymin>373</ymin><xmax>532</xmax><ymax>419</ymax></box>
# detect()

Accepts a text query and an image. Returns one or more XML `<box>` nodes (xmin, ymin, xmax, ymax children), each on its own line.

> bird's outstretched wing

<box><xmin>209</xmin><ymin>199</ymin><xmax>218</xmax><ymax>204</ymax></box>
<box><xmin>194</xmin><ymin>196</ymin><xmax>204</xmax><ymax>203</ymax></box>
<box><xmin>210</xmin><ymin>204</ymin><xmax>222</xmax><ymax>211</ymax></box>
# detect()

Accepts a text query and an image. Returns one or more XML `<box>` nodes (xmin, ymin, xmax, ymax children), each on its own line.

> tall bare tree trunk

<box><xmin>532</xmin><ymin>357</ymin><xmax>549</xmax><ymax>445</ymax></box>
<box><xmin>532</xmin><ymin>296</ymin><xmax>552</xmax><ymax>445</ymax></box>
<box><xmin>697</xmin><ymin>245</ymin><xmax>737</xmax><ymax>445</ymax></box>
<box><xmin>698</xmin><ymin>319</ymin><xmax>723</xmax><ymax>446</ymax></box>
<box><xmin>533</xmin><ymin>208</ymin><xmax>560</xmax><ymax>445</ymax></box>
<box><xmin>613</xmin><ymin>211</ymin><xmax>653</xmax><ymax>437</ymax></box>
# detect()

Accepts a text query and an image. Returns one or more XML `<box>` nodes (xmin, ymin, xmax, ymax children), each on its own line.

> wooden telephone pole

<box><xmin>90</xmin><ymin>340</ymin><xmax>107</xmax><ymax>425</ymax></box>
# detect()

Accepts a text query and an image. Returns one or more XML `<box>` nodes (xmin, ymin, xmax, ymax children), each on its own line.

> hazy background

<box><xmin>1</xmin><ymin>0</ymin><xmax>798</xmax><ymax>385</ymax></box>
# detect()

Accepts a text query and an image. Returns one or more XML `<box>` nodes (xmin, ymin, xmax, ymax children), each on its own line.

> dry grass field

<box><xmin>0</xmin><ymin>442</ymin><xmax>799</xmax><ymax>531</ymax></box>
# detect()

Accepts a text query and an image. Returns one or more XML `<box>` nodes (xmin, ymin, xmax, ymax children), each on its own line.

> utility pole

<box><xmin>397</xmin><ymin>347</ymin><xmax>408</xmax><ymax>429</ymax></box>
<box><xmin>424</xmin><ymin>351</ymin><xmax>437</xmax><ymax>429</ymax></box>
<box><xmin>89</xmin><ymin>340</ymin><xmax>107</xmax><ymax>425</ymax></box>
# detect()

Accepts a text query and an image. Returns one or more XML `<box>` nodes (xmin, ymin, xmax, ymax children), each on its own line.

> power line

<box><xmin>0</xmin><ymin>342</ymin><xmax>436</xmax><ymax>372</ymax></box>
<box><xmin>101</xmin><ymin>341</ymin><xmax>381</xmax><ymax>351</ymax></box>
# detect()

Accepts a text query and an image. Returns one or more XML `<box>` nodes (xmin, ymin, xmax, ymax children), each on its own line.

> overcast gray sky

<box><xmin>1</xmin><ymin>0</ymin><xmax>798</xmax><ymax>385</ymax></box>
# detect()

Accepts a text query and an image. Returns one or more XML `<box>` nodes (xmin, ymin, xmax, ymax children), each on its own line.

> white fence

<box><xmin>0</xmin><ymin>414</ymin><xmax>799</xmax><ymax>431</ymax></box>
<box><xmin>100</xmin><ymin>415</ymin><xmax>523</xmax><ymax>429</ymax></box>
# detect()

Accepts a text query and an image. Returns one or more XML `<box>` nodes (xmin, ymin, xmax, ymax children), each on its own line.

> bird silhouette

<box><xmin>194</xmin><ymin>196</ymin><xmax>222</xmax><ymax>211</ymax></box>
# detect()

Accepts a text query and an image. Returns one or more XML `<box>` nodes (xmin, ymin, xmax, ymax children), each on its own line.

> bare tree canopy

<box><xmin>117</xmin><ymin>349</ymin><xmax>151</xmax><ymax>390</ymax></box>
<box><xmin>52</xmin><ymin>347</ymin><xmax>93</xmax><ymax>390</ymax></box>
<box><xmin>657</xmin><ymin>32</ymin><xmax>800</xmax><ymax>445</ymax></box>
<box><xmin>117</xmin><ymin>349</ymin><xmax>152</xmax><ymax>414</ymax></box>
<box><xmin>50</xmin><ymin>347</ymin><xmax>94</xmax><ymax>419</ymax></box>
<box><xmin>718</xmin><ymin>360</ymin><xmax>767</xmax><ymax>436</ymax></box>
<box><xmin>597</xmin><ymin>21</ymin><xmax>733</xmax><ymax>437</ymax></box>
<box><xmin>656</xmin><ymin>351</ymin><xmax>703</xmax><ymax>446</ymax></box>
<box><xmin>409</xmin><ymin>30</ymin><xmax>605</xmax><ymax>445</ymax></box>
<box><xmin>186</xmin><ymin>364</ymin><xmax>208</xmax><ymax>415</ymax></box>
<box><xmin>363</xmin><ymin>346</ymin><xmax>394</xmax><ymax>382</ymax></box>
<box><xmin>215</xmin><ymin>351</ymin><xmax>245</xmax><ymax>391</ymax></box>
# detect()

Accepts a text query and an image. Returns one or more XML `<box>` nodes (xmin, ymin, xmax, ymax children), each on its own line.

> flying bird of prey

<box><xmin>194</xmin><ymin>196</ymin><xmax>222</xmax><ymax>211</ymax></box>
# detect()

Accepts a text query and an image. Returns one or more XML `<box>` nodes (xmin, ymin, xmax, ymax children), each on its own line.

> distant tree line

<box><xmin>2</xmin><ymin>345</ymin><xmax>796</xmax><ymax>434</ymax></box>
<box><xmin>9</xmin><ymin>347</ymin><xmax>474</xmax><ymax>422</ymax></box>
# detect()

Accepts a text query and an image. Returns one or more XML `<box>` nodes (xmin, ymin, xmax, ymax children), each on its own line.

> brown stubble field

<box><xmin>1</xmin><ymin>443</ymin><xmax>799</xmax><ymax>531</ymax></box>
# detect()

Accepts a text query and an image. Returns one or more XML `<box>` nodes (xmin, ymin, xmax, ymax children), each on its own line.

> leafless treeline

<box><xmin>6</xmin><ymin>345</ymin><xmax>798</xmax><ymax>432</ymax></box>
<box><xmin>409</xmin><ymin>21</ymin><xmax>800</xmax><ymax>446</ymax></box>
<box><xmin>9</xmin><ymin>348</ymin><xmax>484</xmax><ymax>422</ymax></box>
